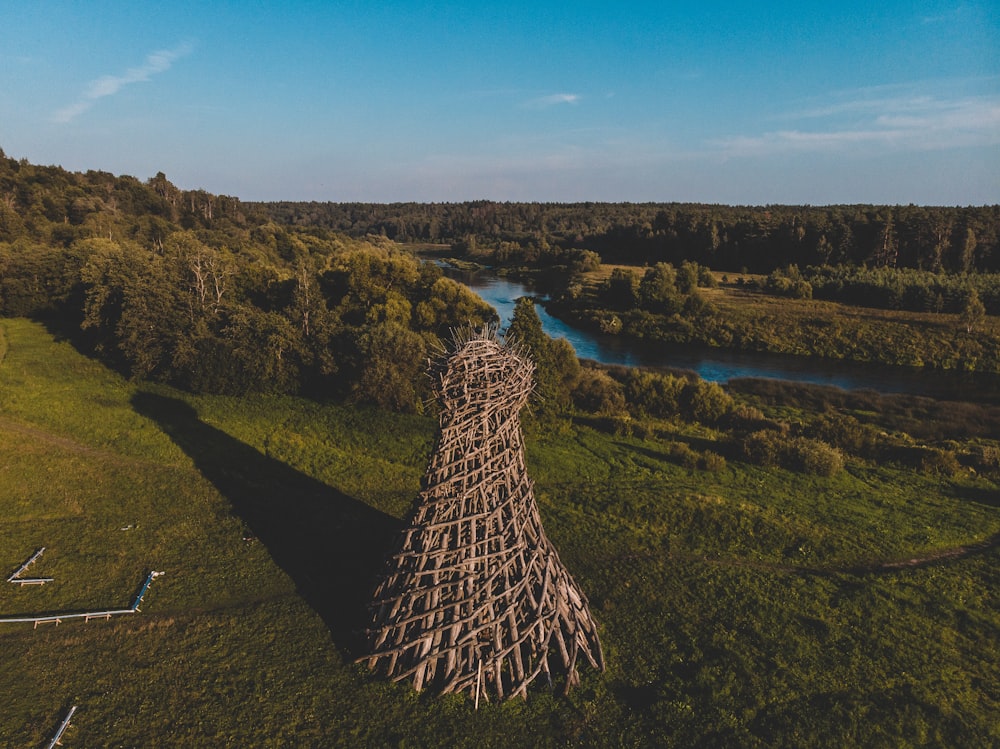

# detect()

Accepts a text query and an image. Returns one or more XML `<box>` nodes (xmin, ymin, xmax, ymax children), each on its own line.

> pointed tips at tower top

<box><xmin>438</xmin><ymin>323</ymin><xmax>532</xmax><ymax>361</ymax></box>
<box><xmin>430</xmin><ymin>324</ymin><xmax>535</xmax><ymax>411</ymax></box>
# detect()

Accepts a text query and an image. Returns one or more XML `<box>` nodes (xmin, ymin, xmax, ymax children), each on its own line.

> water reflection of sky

<box><xmin>444</xmin><ymin>267</ymin><xmax>1000</xmax><ymax>402</ymax></box>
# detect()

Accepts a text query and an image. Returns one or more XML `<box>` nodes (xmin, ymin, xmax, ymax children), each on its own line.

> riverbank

<box><xmin>430</xmin><ymin>258</ymin><xmax>1000</xmax><ymax>402</ymax></box>
<box><xmin>551</xmin><ymin>270</ymin><xmax>1000</xmax><ymax>374</ymax></box>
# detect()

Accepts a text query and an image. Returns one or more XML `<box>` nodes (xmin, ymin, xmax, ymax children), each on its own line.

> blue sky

<box><xmin>1</xmin><ymin>1</ymin><xmax>998</xmax><ymax>204</ymax></box>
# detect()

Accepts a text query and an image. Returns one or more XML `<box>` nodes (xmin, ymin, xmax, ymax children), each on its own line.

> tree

<box><xmin>638</xmin><ymin>262</ymin><xmax>681</xmax><ymax>314</ymax></box>
<box><xmin>572</xmin><ymin>368</ymin><xmax>626</xmax><ymax>414</ymax></box>
<box><xmin>624</xmin><ymin>369</ymin><xmax>685</xmax><ymax>417</ymax></box>
<box><xmin>353</xmin><ymin>322</ymin><xmax>428</xmax><ymax>412</ymax></box>
<box><xmin>414</xmin><ymin>276</ymin><xmax>496</xmax><ymax>335</ymax></box>
<box><xmin>961</xmin><ymin>286</ymin><xmax>986</xmax><ymax>334</ymax></box>
<box><xmin>506</xmin><ymin>297</ymin><xmax>577</xmax><ymax>414</ymax></box>
<box><xmin>677</xmin><ymin>260</ymin><xmax>700</xmax><ymax>293</ymax></box>
<box><xmin>547</xmin><ymin>337</ymin><xmax>582</xmax><ymax>411</ymax></box>
<box><xmin>600</xmin><ymin>268</ymin><xmax>639</xmax><ymax>310</ymax></box>
<box><xmin>506</xmin><ymin>297</ymin><xmax>548</xmax><ymax>360</ymax></box>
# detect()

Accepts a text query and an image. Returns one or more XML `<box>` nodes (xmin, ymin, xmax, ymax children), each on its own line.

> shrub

<box><xmin>699</xmin><ymin>450</ymin><xmax>727</xmax><ymax>472</ymax></box>
<box><xmin>809</xmin><ymin>412</ymin><xmax>878</xmax><ymax>457</ymax></box>
<box><xmin>573</xmin><ymin>368</ymin><xmax>626</xmax><ymax>415</ymax></box>
<box><xmin>968</xmin><ymin>444</ymin><xmax>1000</xmax><ymax>473</ymax></box>
<box><xmin>665</xmin><ymin>441</ymin><xmax>701</xmax><ymax>469</ymax></box>
<box><xmin>727</xmin><ymin>403</ymin><xmax>768</xmax><ymax>430</ymax></box>
<box><xmin>740</xmin><ymin>430</ymin><xmax>843</xmax><ymax>476</ymax></box>
<box><xmin>697</xmin><ymin>265</ymin><xmax>718</xmax><ymax>288</ymax></box>
<box><xmin>597</xmin><ymin>313</ymin><xmax>623</xmax><ymax>334</ymax></box>
<box><xmin>625</xmin><ymin>369</ymin><xmax>685</xmax><ymax>418</ymax></box>
<box><xmin>787</xmin><ymin>437</ymin><xmax>845</xmax><ymax>476</ymax></box>
<box><xmin>681</xmin><ymin>380</ymin><xmax>734</xmax><ymax>424</ymax></box>
<box><xmin>920</xmin><ymin>447</ymin><xmax>963</xmax><ymax>476</ymax></box>
<box><xmin>741</xmin><ymin>429</ymin><xmax>783</xmax><ymax>467</ymax></box>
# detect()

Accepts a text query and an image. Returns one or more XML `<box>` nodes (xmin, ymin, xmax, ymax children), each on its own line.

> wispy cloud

<box><xmin>921</xmin><ymin>6</ymin><xmax>966</xmax><ymax>25</ymax></box>
<box><xmin>524</xmin><ymin>92</ymin><xmax>581</xmax><ymax>109</ymax></box>
<box><xmin>53</xmin><ymin>41</ymin><xmax>194</xmax><ymax>123</ymax></box>
<box><xmin>712</xmin><ymin>84</ymin><xmax>1000</xmax><ymax>158</ymax></box>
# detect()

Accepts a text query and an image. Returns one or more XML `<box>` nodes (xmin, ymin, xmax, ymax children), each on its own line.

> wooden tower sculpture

<box><xmin>363</xmin><ymin>327</ymin><xmax>604</xmax><ymax>703</ymax></box>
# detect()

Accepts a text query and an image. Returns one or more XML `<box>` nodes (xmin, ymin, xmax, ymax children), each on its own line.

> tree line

<box><xmin>756</xmin><ymin>264</ymin><xmax>1000</xmax><ymax>317</ymax></box>
<box><xmin>259</xmin><ymin>200</ymin><xmax>1000</xmax><ymax>275</ymax></box>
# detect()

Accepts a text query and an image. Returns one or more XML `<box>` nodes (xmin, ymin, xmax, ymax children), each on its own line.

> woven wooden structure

<box><xmin>363</xmin><ymin>328</ymin><xmax>604</xmax><ymax>702</ymax></box>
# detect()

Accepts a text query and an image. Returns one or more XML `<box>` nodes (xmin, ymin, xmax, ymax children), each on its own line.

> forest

<box><xmin>0</xmin><ymin>150</ymin><xmax>496</xmax><ymax>411</ymax></box>
<box><xmin>260</xmin><ymin>199</ymin><xmax>1000</xmax><ymax>274</ymax></box>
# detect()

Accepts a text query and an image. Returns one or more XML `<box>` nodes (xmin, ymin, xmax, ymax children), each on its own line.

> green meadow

<box><xmin>1</xmin><ymin>317</ymin><xmax>997</xmax><ymax>747</ymax></box>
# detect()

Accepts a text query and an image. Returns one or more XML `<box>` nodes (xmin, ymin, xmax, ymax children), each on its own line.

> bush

<box><xmin>681</xmin><ymin>380</ymin><xmax>734</xmax><ymax>424</ymax></box>
<box><xmin>665</xmin><ymin>441</ymin><xmax>701</xmax><ymax>469</ymax></box>
<box><xmin>697</xmin><ymin>265</ymin><xmax>718</xmax><ymax>288</ymax></box>
<box><xmin>741</xmin><ymin>429</ymin><xmax>784</xmax><ymax>467</ymax></box>
<box><xmin>920</xmin><ymin>447</ymin><xmax>963</xmax><ymax>476</ymax></box>
<box><xmin>625</xmin><ymin>369</ymin><xmax>685</xmax><ymax>418</ymax></box>
<box><xmin>572</xmin><ymin>368</ymin><xmax>626</xmax><ymax>415</ymax></box>
<box><xmin>740</xmin><ymin>430</ymin><xmax>843</xmax><ymax>476</ymax></box>
<box><xmin>968</xmin><ymin>444</ymin><xmax>1000</xmax><ymax>473</ymax></box>
<box><xmin>699</xmin><ymin>450</ymin><xmax>727</xmax><ymax>472</ymax></box>
<box><xmin>787</xmin><ymin>437</ymin><xmax>845</xmax><ymax>476</ymax></box>
<box><xmin>727</xmin><ymin>403</ymin><xmax>769</xmax><ymax>430</ymax></box>
<box><xmin>809</xmin><ymin>412</ymin><xmax>878</xmax><ymax>457</ymax></box>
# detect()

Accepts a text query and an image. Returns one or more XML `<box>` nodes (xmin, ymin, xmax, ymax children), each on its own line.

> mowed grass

<box><xmin>1</xmin><ymin>318</ymin><xmax>998</xmax><ymax>747</ymax></box>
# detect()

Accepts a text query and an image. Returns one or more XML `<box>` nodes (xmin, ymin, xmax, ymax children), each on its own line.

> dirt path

<box><xmin>645</xmin><ymin>531</ymin><xmax>1000</xmax><ymax>578</ymax></box>
<box><xmin>849</xmin><ymin>532</ymin><xmax>1000</xmax><ymax>574</ymax></box>
<box><xmin>0</xmin><ymin>414</ymin><xmax>106</xmax><ymax>457</ymax></box>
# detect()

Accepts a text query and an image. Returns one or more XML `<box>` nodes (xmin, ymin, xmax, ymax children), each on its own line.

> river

<box><xmin>441</xmin><ymin>265</ymin><xmax>1000</xmax><ymax>403</ymax></box>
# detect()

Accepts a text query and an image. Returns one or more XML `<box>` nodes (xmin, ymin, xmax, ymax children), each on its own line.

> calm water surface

<box><xmin>443</xmin><ymin>266</ymin><xmax>1000</xmax><ymax>403</ymax></box>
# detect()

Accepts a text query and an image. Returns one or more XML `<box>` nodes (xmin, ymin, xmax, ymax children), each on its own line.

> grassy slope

<box><xmin>1</xmin><ymin>318</ymin><xmax>997</xmax><ymax>747</ymax></box>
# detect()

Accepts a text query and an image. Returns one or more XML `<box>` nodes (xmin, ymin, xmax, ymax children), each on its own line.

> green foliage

<box><xmin>0</xmin><ymin>155</ymin><xmax>495</xmax><ymax>407</ymax></box>
<box><xmin>804</xmin><ymin>264</ymin><xmax>1000</xmax><ymax>316</ymax></box>
<box><xmin>572</xmin><ymin>368</ymin><xmax>626</xmax><ymax>415</ymax></box>
<box><xmin>553</xmin><ymin>266</ymin><xmax>1000</xmax><ymax>373</ymax></box>
<box><xmin>624</xmin><ymin>369</ymin><xmax>686</xmax><ymax>418</ymax></box>
<box><xmin>619</xmin><ymin>369</ymin><xmax>733</xmax><ymax>425</ymax></box>
<box><xmin>680</xmin><ymin>380</ymin><xmax>734</xmax><ymax>424</ymax></box>
<box><xmin>353</xmin><ymin>322</ymin><xmax>429</xmax><ymax>412</ymax></box>
<box><xmin>962</xmin><ymin>286</ymin><xmax>987</xmax><ymax>333</ymax></box>
<box><xmin>808</xmin><ymin>411</ymin><xmax>879</xmax><ymax>458</ymax></box>
<box><xmin>676</xmin><ymin>260</ymin><xmax>700</xmax><ymax>293</ymax></box>
<box><xmin>740</xmin><ymin>429</ymin><xmax>845</xmax><ymax>476</ymax></box>
<box><xmin>764</xmin><ymin>265</ymin><xmax>813</xmax><ymax>298</ymax></box>
<box><xmin>786</xmin><ymin>436</ymin><xmax>846</xmax><ymax>476</ymax></box>
<box><xmin>506</xmin><ymin>297</ymin><xmax>547</xmax><ymax>356</ymax></box>
<box><xmin>638</xmin><ymin>262</ymin><xmax>683</xmax><ymax>314</ymax></box>
<box><xmin>599</xmin><ymin>267</ymin><xmax>639</xmax><ymax>310</ymax></box>
<box><xmin>918</xmin><ymin>447</ymin><xmax>964</xmax><ymax>477</ymax></box>
<box><xmin>507</xmin><ymin>298</ymin><xmax>580</xmax><ymax>414</ymax></box>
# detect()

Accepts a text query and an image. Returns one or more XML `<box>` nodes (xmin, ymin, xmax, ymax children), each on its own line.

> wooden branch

<box><xmin>362</xmin><ymin>328</ymin><xmax>603</xmax><ymax>702</ymax></box>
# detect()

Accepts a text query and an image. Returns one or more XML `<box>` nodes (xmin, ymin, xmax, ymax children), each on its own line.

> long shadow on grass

<box><xmin>132</xmin><ymin>392</ymin><xmax>400</xmax><ymax>656</ymax></box>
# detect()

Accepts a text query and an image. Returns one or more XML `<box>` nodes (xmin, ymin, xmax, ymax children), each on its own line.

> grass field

<box><xmin>1</xmin><ymin>318</ymin><xmax>998</xmax><ymax>747</ymax></box>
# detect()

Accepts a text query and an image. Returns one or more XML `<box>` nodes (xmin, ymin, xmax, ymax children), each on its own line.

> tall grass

<box><xmin>1</xmin><ymin>318</ymin><xmax>997</xmax><ymax>747</ymax></box>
